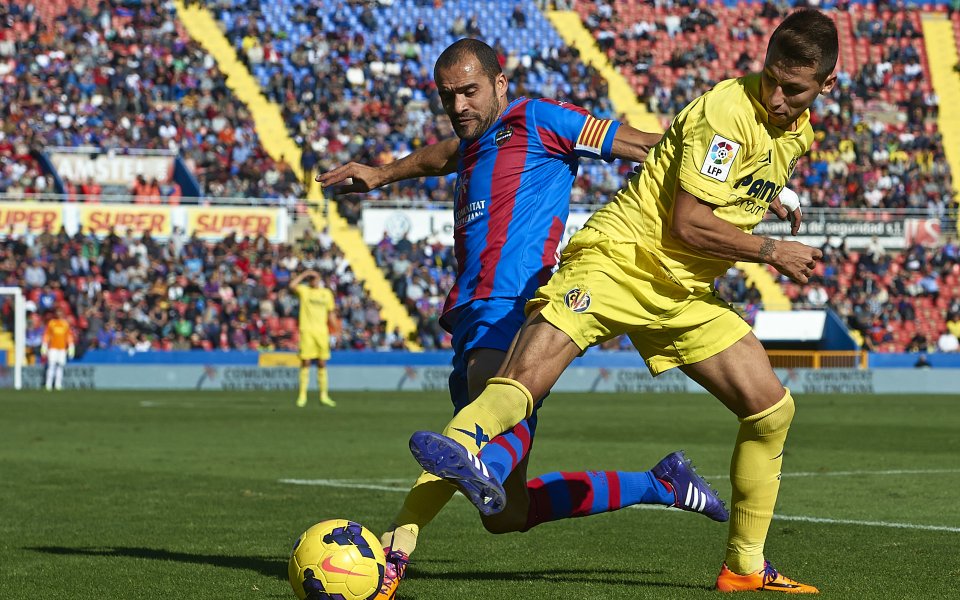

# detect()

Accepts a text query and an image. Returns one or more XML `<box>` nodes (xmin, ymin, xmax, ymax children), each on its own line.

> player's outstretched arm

<box><xmin>289</xmin><ymin>269</ymin><xmax>319</xmax><ymax>289</ymax></box>
<box><xmin>609</xmin><ymin>124</ymin><xmax>663</xmax><ymax>164</ymax></box>
<box><xmin>316</xmin><ymin>137</ymin><xmax>460</xmax><ymax>193</ymax></box>
<box><xmin>672</xmin><ymin>188</ymin><xmax>821</xmax><ymax>284</ymax></box>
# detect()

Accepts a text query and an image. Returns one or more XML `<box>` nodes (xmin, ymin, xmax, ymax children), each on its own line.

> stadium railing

<box><xmin>766</xmin><ymin>350</ymin><xmax>869</xmax><ymax>370</ymax></box>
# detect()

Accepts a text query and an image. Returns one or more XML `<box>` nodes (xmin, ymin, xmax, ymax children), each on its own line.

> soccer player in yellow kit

<box><xmin>409</xmin><ymin>9</ymin><xmax>835</xmax><ymax>593</ymax></box>
<box><xmin>291</xmin><ymin>269</ymin><xmax>337</xmax><ymax>407</ymax></box>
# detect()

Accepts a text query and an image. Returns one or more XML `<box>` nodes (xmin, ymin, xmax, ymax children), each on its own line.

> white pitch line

<box><xmin>279</xmin><ymin>479</ymin><xmax>409</xmax><ymax>493</ymax></box>
<box><xmin>628</xmin><ymin>505</ymin><xmax>960</xmax><ymax>532</ymax></box>
<box><xmin>699</xmin><ymin>468</ymin><xmax>960</xmax><ymax>480</ymax></box>
<box><xmin>280</xmin><ymin>478</ymin><xmax>960</xmax><ymax>533</ymax></box>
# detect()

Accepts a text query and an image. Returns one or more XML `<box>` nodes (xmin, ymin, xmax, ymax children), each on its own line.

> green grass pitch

<box><xmin>2</xmin><ymin>389</ymin><xmax>958</xmax><ymax>599</ymax></box>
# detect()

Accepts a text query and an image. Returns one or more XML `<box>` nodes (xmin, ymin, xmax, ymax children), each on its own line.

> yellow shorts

<box><xmin>529</xmin><ymin>228</ymin><xmax>751</xmax><ymax>375</ymax></box>
<box><xmin>298</xmin><ymin>329</ymin><xmax>331</xmax><ymax>361</ymax></box>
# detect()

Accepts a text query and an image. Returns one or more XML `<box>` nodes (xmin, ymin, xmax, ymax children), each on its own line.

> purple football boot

<box><xmin>652</xmin><ymin>450</ymin><xmax>729</xmax><ymax>522</ymax></box>
<box><xmin>409</xmin><ymin>431</ymin><xmax>507</xmax><ymax>516</ymax></box>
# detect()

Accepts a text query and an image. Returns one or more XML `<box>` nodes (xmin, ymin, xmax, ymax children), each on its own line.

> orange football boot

<box><xmin>716</xmin><ymin>560</ymin><xmax>819</xmax><ymax>594</ymax></box>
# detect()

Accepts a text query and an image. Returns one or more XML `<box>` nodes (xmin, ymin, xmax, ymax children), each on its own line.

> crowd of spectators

<box><xmin>0</xmin><ymin>225</ymin><xmax>403</xmax><ymax>360</ymax></box>
<box><xmin>780</xmin><ymin>236</ymin><xmax>960</xmax><ymax>353</ymax></box>
<box><xmin>580</xmin><ymin>1</ymin><xmax>955</xmax><ymax>216</ymax></box>
<box><xmin>211</xmin><ymin>0</ymin><xmax>635</xmax><ymax>213</ymax></box>
<box><xmin>372</xmin><ymin>231</ymin><xmax>455</xmax><ymax>350</ymax></box>
<box><xmin>0</xmin><ymin>0</ymin><xmax>302</xmax><ymax>203</ymax></box>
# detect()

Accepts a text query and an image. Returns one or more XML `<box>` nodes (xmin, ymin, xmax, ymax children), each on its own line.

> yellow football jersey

<box><xmin>295</xmin><ymin>285</ymin><xmax>335</xmax><ymax>332</ymax></box>
<box><xmin>586</xmin><ymin>73</ymin><xmax>814</xmax><ymax>293</ymax></box>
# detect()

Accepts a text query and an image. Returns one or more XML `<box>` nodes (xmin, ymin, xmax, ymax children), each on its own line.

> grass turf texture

<box><xmin>2</xmin><ymin>390</ymin><xmax>958</xmax><ymax>599</ymax></box>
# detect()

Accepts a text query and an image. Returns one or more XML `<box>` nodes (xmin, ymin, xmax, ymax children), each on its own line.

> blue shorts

<box><xmin>448</xmin><ymin>297</ymin><xmax>527</xmax><ymax>414</ymax></box>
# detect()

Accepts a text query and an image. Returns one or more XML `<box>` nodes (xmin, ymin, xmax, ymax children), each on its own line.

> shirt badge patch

<box><xmin>700</xmin><ymin>134</ymin><xmax>741</xmax><ymax>182</ymax></box>
<box><xmin>564</xmin><ymin>287</ymin><xmax>591</xmax><ymax>313</ymax></box>
<box><xmin>495</xmin><ymin>126</ymin><xmax>514</xmax><ymax>147</ymax></box>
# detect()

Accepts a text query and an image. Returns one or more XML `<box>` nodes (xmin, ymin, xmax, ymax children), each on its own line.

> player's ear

<box><xmin>819</xmin><ymin>72</ymin><xmax>837</xmax><ymax>96</ymax></box>
<box><xmin>495</xmin><ymin>72</ymin><xmax>508</xmax><ymax>97</ymax></box>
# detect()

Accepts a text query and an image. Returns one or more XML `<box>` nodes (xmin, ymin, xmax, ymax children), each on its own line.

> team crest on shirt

<box><xmin>494</xmin><ymin>126</ymin><xmax>514</xmax><ymax>147</ymax></box>
<box><xmin>564</xmin><ymin>287</ymin><xmax>591</xmax><ymax>313</ymax></box>
<box><xmin>700</xmin><ymin>134</ymin><xmax>741</xmax><ymax>182</ymax></box>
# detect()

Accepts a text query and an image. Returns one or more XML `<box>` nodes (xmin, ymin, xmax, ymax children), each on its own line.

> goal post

<box><xmin>0</xmin><ymin>286</ymin><xmax>26</xmax><ymax>390</ymax></box>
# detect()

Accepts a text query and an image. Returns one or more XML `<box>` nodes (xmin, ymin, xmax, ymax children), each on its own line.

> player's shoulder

<box><xmin>700</xmin><ymin>76</ymin><xmax>765</xmax><ymax>142</ymax></box>
<box><xmin>529</xmin><ymin>97</ymin><xmax>590</xmax><ymax>119</ymax></box>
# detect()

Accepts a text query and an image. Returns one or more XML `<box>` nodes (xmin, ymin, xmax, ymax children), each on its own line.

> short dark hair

<box><xmin>766</xmin><ymin>9</ymin><xmax>838</xmax><ymax>82</ymax></box>
<box><xmin>434</xmin><ymin>38</ymin><xmax>502</xmax><ymax>84</ymax></box>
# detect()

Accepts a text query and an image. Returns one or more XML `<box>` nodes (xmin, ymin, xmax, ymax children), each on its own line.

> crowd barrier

<box><xmin>3</xmin><ymin>350</ymin><xmax>958</xmax><ymax>394</ymax></box>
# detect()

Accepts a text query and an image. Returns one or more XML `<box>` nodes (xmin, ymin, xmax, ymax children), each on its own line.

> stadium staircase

<box><xmin>550</xmin><ymin>8</ymin><xmax>791</xmax><ymax>311</ymax></box>
<box><xmin>923</xmin><ymin>11</ymin><xmax>960</xmax><ymax>236</ymax></box>
<box><xmin>546</xmin><ymin>10</ymin><xmax>662</xmax><ymax>132</ymax></box>
<box><xmin>173</xmin><ymin>0</ymin><xmax>419</xmax><ymax>345</ymax></box>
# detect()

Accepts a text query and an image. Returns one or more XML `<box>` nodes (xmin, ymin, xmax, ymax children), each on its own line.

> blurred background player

<box><xmin>41</xmin><ymin>307</ymin><xmax>74</xmax><ymax>392</ymax></box>
<box><xmin>409</xmin><ymin>10</ymin><xmax>838</xmax><ymax>594</ymax></box>
<box><xmin>290</xmin><ymin>269</ymin><xmax>336</xmax><ymax>408</ymax></box>
<box><xmin>319</xmin><ymin>38</ymin><xmax>726</xmax><ymax>599</ymax></box>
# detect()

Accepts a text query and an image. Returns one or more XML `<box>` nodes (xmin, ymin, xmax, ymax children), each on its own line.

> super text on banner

<box><xmin>185</xmin><ymin>207</ymin><xmax>280</xmax><ymax>241</ymax></box>
<box><xmin>0</xmin><ymin>202</ymin><xmax>63</xmax><ymax>236</ymax></box>
<box><xmin>79</xmin><ymin>205</ymin><xmax>172</xmax><ymax>237</ymax></box>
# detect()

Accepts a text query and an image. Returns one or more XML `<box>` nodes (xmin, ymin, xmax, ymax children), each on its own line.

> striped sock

<box><xmin>524</xmin><ymin>470</ymin><xmax>674</xmax><ymax>530</ymax></box>
<box><xmin>477</xmin><ymin>409</ymin><xmax>540</xmax><ymax>485</ymax></box>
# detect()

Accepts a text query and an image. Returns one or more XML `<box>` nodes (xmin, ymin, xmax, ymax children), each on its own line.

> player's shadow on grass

<box><xmin>28</xmin><ymin>545</ymin><xmax>286</xmax><ymax>580</ymax></box>
<box><xmin>410</xmin><ymin>566</ymin><xmax>708</xmax><ymax>591</ymax></box>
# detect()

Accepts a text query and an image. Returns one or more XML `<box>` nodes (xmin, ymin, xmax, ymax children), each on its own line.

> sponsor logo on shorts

<box><xmin>564</xmin><ymin>287</ymin><xmax>591</xmax><ymax>313</ymax></box>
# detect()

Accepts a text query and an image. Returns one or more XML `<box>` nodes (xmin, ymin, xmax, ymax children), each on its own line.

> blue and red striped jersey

<box><xmin>441</xmin><ymin>97</ymin><xmax>621</xmax><ymax>328</ymax></box>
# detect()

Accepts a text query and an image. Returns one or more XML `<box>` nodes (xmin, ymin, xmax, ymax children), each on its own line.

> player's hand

<box><xmin>767</xmin><ymin>239</ymin><xmax>822</xmax><ymax>284</ymax></box>
<box><xmin>68</xmin><ymin>345</ymin><xmax>75</xmax><ymax>360</ymax></box>
<box><xmin>40</xmin><ymin>344</ymin><xmax>48</xmax><ymax>357</ymax></box>
<box><xmin>316</xmin><ymin>162</ymin><xmax>384</xmax><ymax>193</ymax></box>
<box><xmin>769</xmin><ymin>189</ymin><xmax>803</xmax><ymax>236</ymax></box>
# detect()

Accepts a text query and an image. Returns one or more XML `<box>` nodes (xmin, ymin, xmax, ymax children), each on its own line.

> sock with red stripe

<box><xmin>476</xmin><ymin>408</ymin><xmax>539</xmax><ymax>485</ymax></box>
<box><xmin>524</xmin><ymin>470</ymin><xmax>675</xmax><ymax>530</ymax></box>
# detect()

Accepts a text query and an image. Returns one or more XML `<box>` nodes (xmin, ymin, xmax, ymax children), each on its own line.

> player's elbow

<box><xmin>671</xmin><ymin>218</ymin><xmax>708</xmax><ymax>250</ymax></box>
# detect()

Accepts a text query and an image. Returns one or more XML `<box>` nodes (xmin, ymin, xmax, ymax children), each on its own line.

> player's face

<box><xmin>760</xmin><ymin>53</ymin><xmax>835</xmax><ymax>129</ymax></box>
<box><xmin>436</xmin><ymin>57</ymin><xmax>507</xmax><ymax>141</ymax></box>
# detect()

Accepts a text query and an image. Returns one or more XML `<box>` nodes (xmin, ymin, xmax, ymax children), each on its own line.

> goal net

<box><xmin>0</xmin><ymin>287</ymin><xmax>26</xmax><ymax>390</ymax></box>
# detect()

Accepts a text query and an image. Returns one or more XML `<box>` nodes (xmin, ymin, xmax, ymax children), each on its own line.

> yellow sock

<box><xmin>298</xmin><ymin>366</ymin><xmax>309</xmax><ymax>398</ymax></box>
<box><xmin>380</xmin><ymin>523</ymin><xmax>420</xmax><ymax>556</ymax></box>
<box><xmin>440</xmin><ymin>377</ymin><xmax>534</xmax><ymax>455</ymax></box>
<box><xmin>389</xmin><ymin>472</ymin><xmax>457</xmax><ymax>552</ymax></box>
<box><xmin>383</xmin><ymin>378</ymin><xmax>533</xmax><ymax>550</ymax></box>
<box><xmin>726</xmin><ymin>390</ymin><xmax>795</xmax><ymax>575</ymax></box>
<box><xmin>318</xmin><ymin>367</ymin><xmax>329</xmax><ymax>398</ymax></box>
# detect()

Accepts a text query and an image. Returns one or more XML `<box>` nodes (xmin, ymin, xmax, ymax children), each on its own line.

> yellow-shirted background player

<box><xmin>42</xmin><ymin>307</ymin><xmax>75</xmax><ymax>391</ymax></box>
<box><xmin>290</xmin><ymin>269</ymin><xmax>337</xmax><ymax>407</ymax></box>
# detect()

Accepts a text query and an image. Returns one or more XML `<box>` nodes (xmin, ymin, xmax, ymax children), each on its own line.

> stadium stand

<box><xmin>576</xmin><ymin>1</ymin><xmax>954</xmax><ymax>214</ymax></box>
<box><xmin>2</xmin><ymin>0</ymin><xmax>958</xmax><ymax>359</ymax></box>
<box><xmin>210</xmin><ymin>0</ymin><xmax>636</xmax><ymax>206</ymax></box>
<box><xmin>0</xmin><ymin>0</ymin><xmax>303</xmax><ymax>204</ymax></box>
<box><xmin>0</xmin><ymin>225</ymin><xmax>399</xmax><ymax>359</ymax></box>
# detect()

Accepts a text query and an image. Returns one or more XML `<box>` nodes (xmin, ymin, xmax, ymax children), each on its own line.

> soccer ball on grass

<box><xmin>288</xmin><ymin>519</ymin><xmax>386</xmax><ymax>600</ymax></box>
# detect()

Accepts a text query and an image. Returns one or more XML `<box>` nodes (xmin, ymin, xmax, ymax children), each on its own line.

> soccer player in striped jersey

<box><xmin>319</xmin><ymin>38</ymin><xmax>726</xmax><ymax>599</ymax></box>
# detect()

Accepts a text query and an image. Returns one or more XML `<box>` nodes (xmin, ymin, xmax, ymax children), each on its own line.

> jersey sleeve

<box><xmin>531</xmin><ymin>99</ymin><xmax>622</xmax><ymax>162</ymax></box>
<box><xmin>678</xmin><ymin>96</ymin><xmax>759</xmax><ymax>207</ymax></box>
